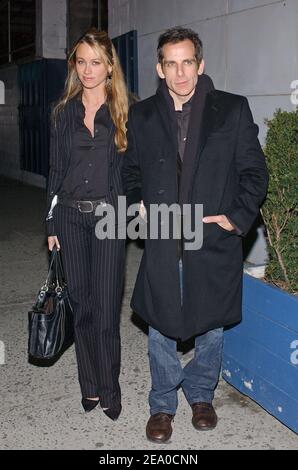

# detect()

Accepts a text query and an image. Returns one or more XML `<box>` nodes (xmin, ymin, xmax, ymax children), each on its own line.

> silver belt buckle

<box><xmin>78</xmin><ymin>201</ymin><xmax>93</xmax><ymax>213</ymax></box>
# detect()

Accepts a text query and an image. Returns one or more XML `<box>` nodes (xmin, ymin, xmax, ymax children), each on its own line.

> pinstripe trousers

<box><xmin>54</xmin><ymin>203</ymin><xmax>125</xmax><ymax>409</ymax></box>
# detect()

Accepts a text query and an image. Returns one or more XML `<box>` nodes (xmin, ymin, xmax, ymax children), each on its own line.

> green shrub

<box><xmin>261</xmin><ymin>108</ymin><xmax>298</xmax><ymax>293</ymax></box>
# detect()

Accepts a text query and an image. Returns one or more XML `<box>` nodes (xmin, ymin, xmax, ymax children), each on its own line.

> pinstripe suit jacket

<box><xmin>45</xmin><ymin>97</ymin><xmax>124</xmax><ymax>236</ymax></box>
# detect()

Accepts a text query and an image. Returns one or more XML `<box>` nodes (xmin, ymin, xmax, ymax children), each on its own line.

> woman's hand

<box><xmin>48</xmin><ymin>236</ymin><xmax>61</xmax><ymax>251</ymax></box>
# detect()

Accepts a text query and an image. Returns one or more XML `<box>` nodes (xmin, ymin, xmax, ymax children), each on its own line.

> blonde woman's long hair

<box><xmin>53</xmin><ymin>28</ymin><xmax>128</xmax><ymax>152</ymax></box>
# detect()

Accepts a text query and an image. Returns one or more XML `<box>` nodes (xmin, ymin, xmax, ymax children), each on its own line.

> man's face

<box><xmin>156</xmin><ymin>39</ymin><xmax>204</xmax><ymax>105</ymax></box>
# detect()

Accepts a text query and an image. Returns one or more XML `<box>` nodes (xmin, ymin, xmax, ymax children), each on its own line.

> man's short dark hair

<box><xmin>157</xmin><ymin>26</ymin><xmax>203</xmax><ymax>64</ymax></box>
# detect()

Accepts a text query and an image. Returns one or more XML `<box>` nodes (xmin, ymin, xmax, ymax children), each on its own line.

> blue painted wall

<box><xmin>222</xmin><ymin>274</ymin><xmax>298</xmax><ymax>434</ymax></box>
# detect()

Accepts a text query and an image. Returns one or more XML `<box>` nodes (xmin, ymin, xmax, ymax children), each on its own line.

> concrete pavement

<box><xmin>0</xmin><ymin>176</ymin><xmax>297</xmax><ymax>450</ymax></box>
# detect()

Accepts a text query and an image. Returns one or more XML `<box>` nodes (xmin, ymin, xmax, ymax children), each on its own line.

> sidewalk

<box><xmin>0</xmin><ymin>176</ymin><xmax>297</xmax><ymax>450</ymax></box>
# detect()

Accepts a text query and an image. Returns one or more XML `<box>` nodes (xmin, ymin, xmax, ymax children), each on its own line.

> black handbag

<box><xmin>28</xmin><ymin>247</ymin><xmax>74</xmax><ymax>361</ymax></box>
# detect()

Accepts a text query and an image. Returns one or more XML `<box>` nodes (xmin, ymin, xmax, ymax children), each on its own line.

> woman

<box><xmin>46</xmin><ymin>28</ymin><xmax>128</xmax><ymax>420</ymax></box>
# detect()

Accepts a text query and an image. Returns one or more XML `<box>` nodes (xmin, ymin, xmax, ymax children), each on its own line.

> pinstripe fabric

<box><xmin>54</xmin><ymin>204</ymin><xmax>125</xmax><ymax>407</ymax></box>
<box><xmin>45</xmin><ymin>97</ymin><xmax>126</xmax><ymax>408</ymax></box>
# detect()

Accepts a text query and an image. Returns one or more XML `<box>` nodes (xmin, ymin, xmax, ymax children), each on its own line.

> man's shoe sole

<box><xmin>192</xmin><ymin>420</ymin><xmax>217</xmax><ymax>431</ymax></box>
<box><xmin>146</xmin><ymin>434</ymin><xmax>172</xmax><ymax>443</ymax></box>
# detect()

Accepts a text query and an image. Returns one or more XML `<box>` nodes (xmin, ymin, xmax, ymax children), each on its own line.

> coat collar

<box><xmin>153</xmin><ymin>75</ymin><xmax>232</xmax><ymax>203</ymax></box>
<box><xmin>153</xmin><ymin>74</ymin><xmax>220</xmax><ymax>151</ymax></box>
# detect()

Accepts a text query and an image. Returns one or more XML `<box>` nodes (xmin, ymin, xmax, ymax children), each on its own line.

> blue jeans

<box><xmin>148</xmin><ymin>260</ymin><xmax>223</xmax><ymax>416</ymax></box>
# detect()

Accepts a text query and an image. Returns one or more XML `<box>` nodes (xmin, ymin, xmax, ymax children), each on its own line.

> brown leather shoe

<box><xmin>191</xmin><ymin>402</ymin><xmax>217</xmax><ymax>430</ymax></box>
<box><xmin>146</xmin><ymin>412</ymin><xmax>174</xmax><ymax>443</ymax></box>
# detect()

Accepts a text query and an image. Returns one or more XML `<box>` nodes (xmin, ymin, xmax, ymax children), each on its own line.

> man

<box><xmin>122</xmin><ymin>27</ymin><xmax>268</xmax><ymax>443</ymax></box>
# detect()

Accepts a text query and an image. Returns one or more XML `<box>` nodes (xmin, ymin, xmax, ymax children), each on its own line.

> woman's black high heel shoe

<box><xmin>103</xmin><ymin>404</ymin><xmax>122</xmax><ymax>421</ymax></box>
<box><xmin>81</xmin><ymin>398</ymin><xmax>100</xmax><ymax>413</ymax></box>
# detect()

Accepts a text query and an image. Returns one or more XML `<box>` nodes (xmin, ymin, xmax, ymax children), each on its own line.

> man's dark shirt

<box><xmin>175</xmin><ymin>98</ymin><xmax>193</xmax><ymax>161</ymax></box>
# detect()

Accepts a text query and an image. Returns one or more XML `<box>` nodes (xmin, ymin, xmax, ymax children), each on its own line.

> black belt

<box><xmin>58</xmin><ymin>197</ymin><xmax>107</xmax><ymax>213</ymax></box>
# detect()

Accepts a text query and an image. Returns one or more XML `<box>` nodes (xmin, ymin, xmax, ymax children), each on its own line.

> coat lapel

<box><xmin>179</xmin><ymin>75</ymin><xmax>215</xmax><ymax>204</ymax></box>
<box><xmin>197</xmin><ymin>92</ymin><xmax>219</xmax><ymax>157</ymax></box>
<box><xmin>154</xmin><ymin>85</ymin><xmax>178</xmax><ymax>157</ymax></box>
<box><xmin>193</xmin><ymin>91</ymin><xmax>225</xmax><ymax>172</ymax></box>
<box><xmin>62</xmin><ymin>99</ymin><xmax>79</xmax><ymax>167</ymax></box>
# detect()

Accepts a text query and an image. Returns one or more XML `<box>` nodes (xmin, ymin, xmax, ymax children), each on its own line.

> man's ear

<box><xmin>198</xmin><ymin>59</ymin><xmax>205</xmax><ymax>75</ymax></box>
<box><xmin>156</xmin><ymin>62</ymin><xmax>165</xmax><ymax>79</ymax></box>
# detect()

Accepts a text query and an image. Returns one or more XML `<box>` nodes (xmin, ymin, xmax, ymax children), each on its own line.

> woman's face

<box><xmin>75</xmin><ymin>42</ymin><xmax>112</xmax><ymax>90</ymax></box>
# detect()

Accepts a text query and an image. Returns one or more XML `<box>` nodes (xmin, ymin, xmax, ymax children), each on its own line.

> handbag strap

<box><xmin>43</xmin><ymin>248</ymin><xmax>66</xmax><ymax>291</ymax></box>
<box><xmin>41</xmin><ymin>248</ymin><xmax>57</xmax><ymax>291</ymax></box>
<box><xmin>55</xmin><ymin>249</ymin><xmax>66</xmax><ymax>288</ymax></box>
